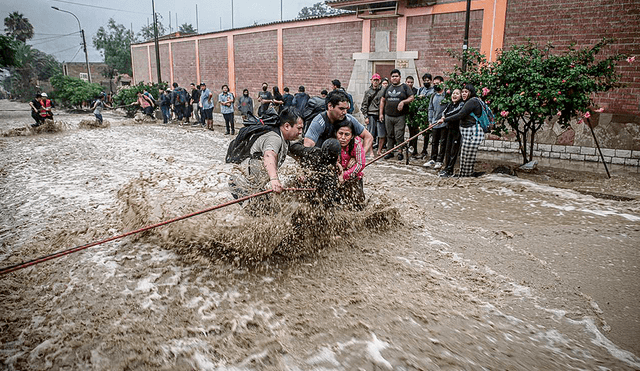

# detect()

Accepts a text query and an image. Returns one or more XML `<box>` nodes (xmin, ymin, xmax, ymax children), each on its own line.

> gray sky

<box><xmin>1</xmin><ymin>0</ymin><xmax>323</xmax><ymax>62</ymax></box>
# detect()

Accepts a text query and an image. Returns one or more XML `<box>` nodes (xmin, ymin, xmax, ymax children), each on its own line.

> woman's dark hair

<box><xmin>272</xmin><ymin>86</ymin><xmax>282</xmax><ymax>99</ymax></box>
<box><xmin>242</xmin><ymin>88</ymin><xmax>249</xmax><ymax>94</ymax></box>
<box><xmin>462</xmin><ymin>83</ymin><xmax>477</xmax><ymax>99</ymax></box>
<box><xmin>278</xmin><ymin>107</ymin><xmax>300</xmax><ymax>127</ymax></box>
<box><xmin>221</xmin><ymin>84</ymin><xmax>229</xmax><ymax>90</ymax></box>
<box><xmin>335</xmin><ymin>118</ymin><xmax>356</xmax><ymax>153</ymax></box>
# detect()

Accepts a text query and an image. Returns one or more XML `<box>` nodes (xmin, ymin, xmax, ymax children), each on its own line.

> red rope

<box><xmin>363</xmin><ymin>127</ymin><xmax>431</xmax><ymax>169</ymax></box>
<box><xmin>0</xmin><ymin>188</ymin><xmax>315</xmax><ymax>277</ymax></box>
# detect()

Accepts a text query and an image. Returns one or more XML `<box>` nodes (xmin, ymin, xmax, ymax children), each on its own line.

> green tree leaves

<box><xmin>93</xmin><ymin>19</ymin><xmax>136</xmax><ymax>76</ymax></box>
<box><xmin>50</xmin><ymin>74</ymin><xmax>103</xmax><ymax>107</ymax></box>
<box><xmin>4</xmin><ymin>11</ymin><xmax>34</xmax><ymax>43</ymax></box>
<box><xmin>446</xmin><ymin>39</ymin><xmax>626</xmax><ymax>164</ymax></box>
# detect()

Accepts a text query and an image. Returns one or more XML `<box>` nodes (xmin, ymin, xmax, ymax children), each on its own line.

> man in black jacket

<box><xmin>189</xmin><ymin>83</ymin><xmax>201</xmax><ymax>126</ymax></box>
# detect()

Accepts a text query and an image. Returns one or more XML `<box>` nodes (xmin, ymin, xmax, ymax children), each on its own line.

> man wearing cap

<box><xmin>199</xmin><ymin>82</ymin><xmax>214</xmax><ymax>130</ymax></box>
<box><xmin>361</xmin><ymin>73</ymin><xmax>385</xmax><ymax>156</ymax></box>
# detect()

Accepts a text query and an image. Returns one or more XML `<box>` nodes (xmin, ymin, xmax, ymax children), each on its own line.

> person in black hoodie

<box><xmin>433</xmin><ymin>88</ymin><xmax>464</xmax><ymax>177</ymax></box>
<box><xmin>434</xmin><ymin>83</ymin><xmax>484</xmax><ymax>177</ymax></box>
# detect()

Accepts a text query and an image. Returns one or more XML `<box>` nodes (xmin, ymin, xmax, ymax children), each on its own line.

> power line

<box><xmin>50</xmin><ymin>44</ymin><xmax>82</xmax><ymax>56</ymax></box>
<box><xmin>50</xmin><ymin>0</ymin><xmax>150</xmax><ymax>15</ymax></box>
<box><xmin>69</xmin><ymin>46</ymin><xmax>83</xmax><ymax>62</ymax></box>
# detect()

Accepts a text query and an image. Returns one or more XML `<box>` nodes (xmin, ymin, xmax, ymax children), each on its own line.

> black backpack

<box><xmin>301</xmin><ymin>96</ymin><xmax>326</xmax><ymax>135</ymax></box>
<box><xmin>225</xmin><ymin>107</ymin><xmax>281</xmax><ymax>164</ymax></box>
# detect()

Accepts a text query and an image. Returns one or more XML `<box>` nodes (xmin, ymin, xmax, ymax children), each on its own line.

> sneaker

<box><xmin>423</xmin><ymin>159</ymin><xmax>436</xmax><ymax>168</ymax></box>
<box><xmin>383</xmin><ymin>153</ymin><xmax>395</xmax><ymax>160</ymax></box>
<box><xmin>439</xmin><ymin>170</ymin><xmax>453</xmax><ymax>178</ymax></box>
<box><xmin>191</xmin><ymin>123</ymin><xmax>200</xmax><ymax>127</ymax></box>
<box><xmin>231</xmin><ymin>130</ymin><xmax>235</xmax><ymax>135</ymax></box>
<box><xmin>224</xmin><ymin>132</ymin><xmax>230</xmax><ymax>135</ymax></box>
<box><xmin>434</xmin><ymin>162</ymin><xmax>443</xmax><ymax>169</ymax></box>
<box><xmin>397</xmin><ymin>153</ymin><xmax>404</xmax><ymax>161</ymax></box>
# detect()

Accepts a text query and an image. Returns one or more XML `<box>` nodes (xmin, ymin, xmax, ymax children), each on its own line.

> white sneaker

<box><xmin>434</xmin><ymin>162</ymin><xmax>443</xmax><ymax>169</ymax></box>
<box><xmin>423</xmin><ymin>160</ymin><xmax>436</xmax><ymax>168</ymax></box>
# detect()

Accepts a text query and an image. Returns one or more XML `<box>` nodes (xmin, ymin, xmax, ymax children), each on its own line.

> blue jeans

<box><xmin>161</xmin><ymin>106</ymin><xmax>171</xmax><ymax>123</ymax></box>
<box><xmin>94</xmin><ymin>113</ymin><xmax>103</xmax><ymax>124</ymax></box>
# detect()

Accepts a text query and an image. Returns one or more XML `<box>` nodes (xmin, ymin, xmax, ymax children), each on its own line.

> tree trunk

<box><xmin>529</xmin><ymin>127</ymin><xmax>537</xmax><ymax>163</ymax></box>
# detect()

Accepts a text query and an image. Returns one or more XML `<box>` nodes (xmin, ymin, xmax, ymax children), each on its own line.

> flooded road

<box><xmin>1</xmin><ymin>101</ymin><xmax>639</xmax><ymax>370</ymax></box>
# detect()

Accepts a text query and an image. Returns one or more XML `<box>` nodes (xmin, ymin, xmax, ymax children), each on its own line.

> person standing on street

<box><xmin>379</xmin><ymin>69</ymin><xmax>414</xmax><ymax>161</ymax></box>
<box><xmin>361</xmin><ymin>73</ymin><xmax>385</xmax><ymax>156</ymax></box>
<box><xmin>190</xmin><ymin>83</ymin><xmax>201</xmax><ymax>126</ymax></box>
<box><xmin>219</xmin><ymin>84</ymin><xmax>235</xmax><ymax>135</ymax></box>
<box><xmin>200</xmin><ymin>83</ymin><xmax>214</xmax><ymax>130</ymax></box>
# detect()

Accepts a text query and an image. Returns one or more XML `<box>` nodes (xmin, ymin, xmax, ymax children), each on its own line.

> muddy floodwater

<box><xmin>1</xmin><ymin>101</ymin><xmax>639</xmax><ymax>370</ymax></box>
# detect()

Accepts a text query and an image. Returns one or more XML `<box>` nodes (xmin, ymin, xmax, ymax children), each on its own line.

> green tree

<box><xmin>93</xmin><ymin>18</ymin><xmax>136</xmax><ymax>76</ymax></box>
<box><xmin>0</xmin><ymin>35</ymin><xmax>19</xmax><ymax>67</ymax></box>
<box><xmin>139</xmin><ymin>15</ymin><xmax>166</xmax><ymax>41</ymax></box>
<box><xmin>50</xmin><ymin>74</ymin><xmax>103</xmax><ymax>107</ymax></box>
<box><xmin>1</xmin><ymin>42</ymin><xmax>61</xmax><ymax>100</ymax></box>
<box><xmin>4</xmin><ymin>11</ymin><xmax>34</xmax><ymax>42</ymax></box>
<box><xmin>446</xmin><ymin>39</ymin><xmax>627</xmax><ymax>164</ymax></box>
<box><xmin>297</xmin><ymin>2</ymin><xmax>349</xmax><ymax>18</ymax></box>
<box><xmin>178</xmin><ymin>23</ymin><xmax>196</xmax><ymax>34</ymax></box>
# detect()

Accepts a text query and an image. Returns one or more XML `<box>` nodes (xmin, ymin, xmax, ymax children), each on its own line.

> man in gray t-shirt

<box><xmin>304</xmin><ymin>90</ymin><xmax>373</xmax><ymax>155</ymax></box>
<box><xmin>238</xmin><ymin>108</ymin><xmax>304</xmax><ymax>194</ymax></box>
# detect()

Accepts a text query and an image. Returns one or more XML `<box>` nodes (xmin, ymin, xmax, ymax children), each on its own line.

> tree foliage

<box><xmin>138</xmin><ymin>15</ymin><xmax>166</xmax><ymax>41</ymax></box>
<box><xmin>50</xmin><ymin>74</ymin><xmax>103</xmax><ymax>107</ymax></box>
<box><xmin>446</xmin><ymin>39</ymin><xmax>627</xmax><ymax>164</ymax></box>
<box><xmin>406</xmin><ymin>95</ymin><xmax>431</xmax><ymax>129</ymax></box>
<box><xmin>93</xmin><ymin>18</ymin><xmax>136</xmax><ymax>76</ymax></box>
<box><xmin>1</xmin><ymin>42</ymin><xmax>61</xmax><ymax>100</ymax></box>
<box><xmin>297</xmin><ymin>1</ymin><xmax>349</xmax><ymax>18</ymax></box>
<box><xmin>179</xmin><ymin>23</ymin><xmax>196</xmax><ymax>34</ymax></box>
<box><xmin>4</xmin><ymin>11</ymin><xmax>34</xmax><ymax>42</ymax></box>
<box><xmin>0</xmin><ymin>35</ymin><xmax>20</xmax><ymax>67</ymax></box>
<box><xmin>113</xmin><ymin>81</ymin><xmax>167</xmax><ymax>117</ymax></box>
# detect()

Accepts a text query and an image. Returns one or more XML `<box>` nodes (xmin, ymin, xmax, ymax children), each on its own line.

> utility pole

<box><xmin>152</xmin><ymin>0</ymin><xmax>162</xmax><ymax>84</ymax></box>
<box><xmin>51</xmin><ymin>6</ymin><xmax>92</xmax><ymax>83</ymax></box>
<box><xmin>231</xmin><ymin>0</ymin><xmax>234</xmax><ymax>29</ymax></box>
<box><xmin>462</xmin><ymin>0</ymin><xmax>471</xmax><ymax>73</ymax></box>
<box><xmin>196</xmin><ymin>4</ymin><xmax>199</xmax><ymax>32</ymax></box>
<box><xmin>281</xmin><ymin>0</ymin><xmax>283</xmax><ymax>21</ymax></box>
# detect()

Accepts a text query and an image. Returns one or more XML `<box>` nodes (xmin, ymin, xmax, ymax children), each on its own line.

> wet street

<box><xmin>1</xmin><ymin>101</ymin><xmax>639</xmax><ymax>370</ymax></box>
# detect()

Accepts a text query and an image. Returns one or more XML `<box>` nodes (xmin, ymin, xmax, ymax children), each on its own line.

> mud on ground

<box><xmin>0</xmin><ymin>100</ymin><xmax>639</xmax><ymax>370</ymax></box>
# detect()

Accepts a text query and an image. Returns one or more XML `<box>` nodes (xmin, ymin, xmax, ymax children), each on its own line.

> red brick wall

<box><xmin>504</xmin><ymin>0</ymin><xmax>640</xmax><ymax>114</ymax></box>
<box><xmin>370</xmin><ymin>18</ymin><xmax>397</xmax><ymax>52</ymax></box>
<box><xmin>171</xmin><ymin>40</ymin><xmax>198</xmax><ymax>87</ymax></box>
<box><xmin>131</xmin><ymin>47</ymin><xmax>149</xmax><ymax>83</ymax></box>
<box><xmin>283</xmin><ymin>21</ymin><xmax>362</xmax><ymax>97</ymax></box>
<box><xmin>406</xmin><ymin>10</ymin><xmax>484</xmax><ymax>80</ymax></box>
<box><xmin>234</xmin><ymin>31</ymin><xmax>277</xmax><ymax>99</ymax></box>
<box><xmin>153</xmin><ymin>44</ymin><xmax>172</xmax><ymax>83</ymax></box>
<box><xmin>198</xmin><ymin>37</ymin><xmax>229</xmax><ymax>92</ymax></box>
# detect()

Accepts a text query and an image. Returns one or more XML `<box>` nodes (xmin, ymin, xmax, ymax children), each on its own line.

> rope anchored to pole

<box><xmin>0</xmin><ymin>187</ymin><xmax>315</xmax><ymax>277</ymax></box>
<box><xmin>364</xmin><ymin>126</ymin><xmax>431</xmax><ymax>169</ymax></box>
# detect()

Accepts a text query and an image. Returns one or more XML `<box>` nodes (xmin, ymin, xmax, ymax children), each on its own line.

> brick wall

<box><xmin>131</xmin><ymin>47</ymin><xmax>149</xmax><ymax>82</ymax></box>
<box><xmin>234</xmin><ymin>31</ymin><xmax>278</xmax><ymax>99</ymax></box>
<box><xmin>199</xmin><ymin>37</ymin><xmax>228</xmax><ymax>92</ymax></box>
<box><xmin>370</xmin><ymin>18</ymin><xmax>397</xmax><ymax>52</ymax></box>
<box><xmin>406</xmin><ymin>10</ymin><xmax>484</xmax><ymax>79</ymax></box>
<box><xmin>504</xmin><ymin>0</ymin><xmax>640</xmax><ymax>115</ymax></box>
<box><xmin>283</xmin><ymin>21</ymin><xmax>362</xmax><ymax>97</ymax></box>
<box><xmin>171</xmin><ymin>40</ymin><xmax>197</xmax><ymax>87</ymax></box>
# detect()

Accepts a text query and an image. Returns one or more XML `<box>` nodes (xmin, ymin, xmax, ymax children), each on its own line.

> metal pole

<box><xmin>462</xmin><ymin>0</ymin><xmax>471</xmax><ymax>73</ymax></box>
<box><xmin>152</xmin><ymin>0</ymin><xmax>162</xmax><ymax>84</ymax></box>
<box><xmin>586</xmin><ymin>117</ymin><xmax>611</xmax><ymax>178</ymax></box>
<box><xmin>196</xmin><ymin>4</ymin><xmax>199</xmax><ymax>32</ymax></box>
<box><xmin>281</xmin><ymin>0</ymin><xmax>283</xmax><ymax>21</ymax></box>
<box><xmin>51</xmin><ymin>6</ymin><xmax>92</xmax><ymax>83</ymax></box>
<box><xmin>231</xmin><ymin>0</ymin><xmax>234</xmax><ymax>28</ymax></box>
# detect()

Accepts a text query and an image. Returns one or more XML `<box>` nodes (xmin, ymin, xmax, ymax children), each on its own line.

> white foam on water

<box><xmin>306</xmin><ymin>346</ymin><xmax>340</xmax><ymax>367</ymax></box>
<box><xmin>366</xmin><ymin>333</ymin><xmax>392</xmax><ymax>370</ymax></box>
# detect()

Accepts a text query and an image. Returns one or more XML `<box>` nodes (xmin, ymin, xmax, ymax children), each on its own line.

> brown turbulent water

<box><xmin>1</xmin><ymin>102</ymin><xmax>639</xmax><ymax>370</ymax></box>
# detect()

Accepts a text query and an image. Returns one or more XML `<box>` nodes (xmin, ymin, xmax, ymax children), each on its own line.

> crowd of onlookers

<box><xmin>83</xmin><ymin>71</ymin><xmax>485</xmax><ymax>178</ymax></box>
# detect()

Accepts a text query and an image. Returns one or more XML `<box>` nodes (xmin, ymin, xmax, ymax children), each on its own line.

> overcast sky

<box><xmin>1</xmin><ymin>0</ymin><xmax>323</xmax><ymax>63</ymax></box>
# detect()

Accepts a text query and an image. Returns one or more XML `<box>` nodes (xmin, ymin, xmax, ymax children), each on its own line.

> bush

<box><xmin>50</xmin><ymin>74</ymin><xmax>103</xmax><ymax>107</ymax></box>
<box><xmin>113</xmin><ymin>82</ymin><xmax>167</xmax><ymax>117</ymax></box>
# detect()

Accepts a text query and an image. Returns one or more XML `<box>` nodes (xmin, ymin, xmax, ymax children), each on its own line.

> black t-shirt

<box><xmin>191</xmin><ymin>88</ymin><xmax>200</xmax><ymax>103</ymax></box>
<box><xmin>383</xmin><ymin>83</ymin><xmax>414</xmax><ymax>117</ymax></box>
<box><xmin>31</xmin><ymin>99</ymin><xmax>42</xmax><ymax>112</ymax></box>
<box><xmin>258</xmin><ymin>90</ymin><xmax>273</xmax><ymax>112</ymax></box>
